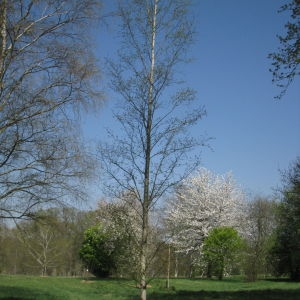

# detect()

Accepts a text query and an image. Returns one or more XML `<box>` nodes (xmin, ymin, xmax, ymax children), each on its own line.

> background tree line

<box><xmin>0</xmin><ymin>207</ymin><xmax>93</xmax><ymax>276</ymax></box>
<box><xmin>1</xmin><ymin>159</ymin><xmax>299</xmax><ymax>283</ymax></box>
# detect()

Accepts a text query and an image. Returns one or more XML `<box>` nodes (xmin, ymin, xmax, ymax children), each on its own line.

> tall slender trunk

<box><xmin>174</xmin><ymin>253</ymin><xmax>178</xmax><ymax>278</ymax></box>
<box><xmin>166</xmin><ymin>245</ymin><xmax>171</xmax><ymax>289</ymax></box>
<box><xmin>218</xmin><ymin>258</ymin><xmax>225</xmax><ymax>280</ymax></box>
<box><xmin>0</xmin><ymin>0</ymin><xmax>7</xmax><ymax>87</ymax></box>
<box><xmin>140</xmin><ymin>1</ymin><xmax>158</xmax><ymax>299</ymax></box>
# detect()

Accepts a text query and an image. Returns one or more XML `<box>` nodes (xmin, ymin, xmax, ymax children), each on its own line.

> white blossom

<box><xmin>165</xmin><ymin>168</ymin><xmax>245</xmax><ymax>253</ymax></box>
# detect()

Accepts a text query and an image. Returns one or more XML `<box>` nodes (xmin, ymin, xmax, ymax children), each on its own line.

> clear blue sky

<box><xmin>82</xmin><ymin>0</ymin><xmax>300</xmax><ymax>203</ymax></box>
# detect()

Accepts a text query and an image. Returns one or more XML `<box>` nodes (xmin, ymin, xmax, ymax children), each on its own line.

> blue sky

<box><xmin>82</xmin><ymin>0</ymin><xmax>300</xmax><ymax>203</ymax></box>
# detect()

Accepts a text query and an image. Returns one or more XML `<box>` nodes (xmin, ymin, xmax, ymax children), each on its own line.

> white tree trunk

<box><xmin>0</xmin><ymin>0</ymin><xmax>7</xmax><ymax>81</ymax></box>
<box><xmin>140</xmin><ymin>1</ymin><xmax>158</xmax><ymax>299</ymax></box>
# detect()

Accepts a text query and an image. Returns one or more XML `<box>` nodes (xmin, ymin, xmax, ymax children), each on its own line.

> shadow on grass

<box><xmin>0</xmin><ymin>286</ymin><xmax>53</xmax><ymax>300</ymax></box>
<box><xmin>150</xmin><ymin>289</ymin><xmax>300</xmax><ymax>300</ymax></box>
<box><xmin>264</xmin><ymin>278</ymin><xmax>298</xmax><ymax>283</ymax></box>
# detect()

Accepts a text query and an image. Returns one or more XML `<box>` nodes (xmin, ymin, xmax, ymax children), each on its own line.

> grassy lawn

<box><xmin>0</xmin><ymin>275</ymin><xmax>299</xmax><ymax>299</ymax></box>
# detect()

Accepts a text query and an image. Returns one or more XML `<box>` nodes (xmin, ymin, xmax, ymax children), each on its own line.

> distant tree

<box><xmin>99</xmin><ymin>0</ymin><xmax>206</xmax><ymax>298</ymax></box>
<box><xmin>165</xmin><ymin>168</ymin><xmax>245</xmax><ymax>256</ymax></box>
<box><xmin>202</xmin><ymin>227</ymin><xmax>244</xmax><ymax>280</ymax></box>
<box><xmin>0</xmin><ymin>225</ymin><xmax>24</xmax><ymax>274</ymax></box>
<box><xmin>0</xmin><ymin>0</ymin><xmax>102</xmax><ymax>220</ymax></box>
<box><xmin>1</xmin><ymin>208</ymin><xmax>92</xmax><ymax>276</ymax></box>
<box><xmin>79</xmin><ymin>224</ymin><xmax>118</xmax><ymax>278</ymax></box>
<box><xmin>0</xmin><ymin>221</ymin><xmax>8</xmax><ymax>273</ymax></box>
<box><xmin>270</xmin><ymin>157</ymin><xmax>300</xmax><ymax>281</ymax></box>
<box><xmin>95</xmin><ymin>198</ymin><xmax>141</xmax><ymax>278</ymax></box>
<box><xmin>16</xmin><ymin>212</ymin><xmax>65</xmax><ymax>276</ymax></box>
<box><xmin>242</xmin><ymin>196</ymin><xmax>277</xmax><ymax>281</ymax></box>
<box><xmin>92</xmin><ymin>196</ymin><xmax>167</xmax><ymax>280</ymax></box>
<box><xmin>58</xmin><ymin>207</ymin><xmax>94</xmax><ymax>276</ymax></box>
<box><xmin>269</xmin><ymin>0</ymin><xmax>300</xmax><ymax>99</ymax></box>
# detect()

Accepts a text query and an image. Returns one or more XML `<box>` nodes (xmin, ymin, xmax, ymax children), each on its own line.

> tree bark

<box><xmin>166</xmin><ymin>245</ymin><xmax>171</xmax><ymax>289</ymax></box>
<box><xmin>140</xmin><ymin>2</ymin><xmax>158</xmax><ymax>299</ymax></box>
<box><xmin>0</xmin><ymin>0</ymin><xmax>6</xmax><ymax>83</ymax></box>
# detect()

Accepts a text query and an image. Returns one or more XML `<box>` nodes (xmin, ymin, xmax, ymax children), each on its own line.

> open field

<box><xmin>0</xmin><ymin>275</ymin><xmax>299</xmax><ymax>299</ymax></box>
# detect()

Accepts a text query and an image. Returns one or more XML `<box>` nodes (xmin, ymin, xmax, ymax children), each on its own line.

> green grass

<box><xmin>0</xmin><ymin>275</ymin><xmax>299</xmax><ymax>299</ymax></box>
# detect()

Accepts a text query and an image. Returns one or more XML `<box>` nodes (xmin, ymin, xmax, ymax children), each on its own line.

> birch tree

<box><xmin>270</xmin><ymin>157</ymin><xmax>300</xmax><ymax>281</ymax></box>
<box><xmin>16</xmin><ymin>214</ymin><xmax>65</xmax><ymax>276</ymax></box>
<box><xmin>0</xmin><ymin>0</ymin><xmax>102</xmax><ymax>220</ymax></box>
<box><xmin>99</xmin><ymin>1</ymin><xmax>206</xmax><ymax>298</ymax></box>
<box><xmin>165</xmin><ymin>168</ymin><xmax>245</xmax><ymax>256</ymax></box>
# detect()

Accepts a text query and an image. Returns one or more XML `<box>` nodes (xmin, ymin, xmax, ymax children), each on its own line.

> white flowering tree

<box><xmin>165</xmin><ymin>168</ymin><xmax>245</xmax><ymax>255</ymax></box>
<box><xmin>92</xmin><ymin>196</ymin><xmax>141</xmax><ymax>278</ymax></box>
<box><xmin>95</xmin><ymin>194</ymin><xmax>165</xmax><ymax>280</ymax></box>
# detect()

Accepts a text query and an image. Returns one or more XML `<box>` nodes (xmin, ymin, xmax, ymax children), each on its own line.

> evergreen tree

<box><xmin>270</xmin><ymin>157</ymin><xmax>300</xmax><ymax>281</ymax></box>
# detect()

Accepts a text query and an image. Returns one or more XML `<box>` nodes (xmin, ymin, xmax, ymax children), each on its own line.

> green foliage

<box><xmin>202</xmin><ymin>227</ymin><xmax>244</xmax><ymax>280</ymax></box>
<box><xmin>242</xmin><ymin>198</ymin><xmax>277</xmax><ymax>282</ymax></box>
<box><xmin>0</xmin><ymin>208</ymin><xmax>90</xmax><ymax>276</ymax></box>
<box><xmin>94</xmin><ymin>200</ymin><xmax>140</xmax><ymax>278</ymax></box>
<box><xmin>270</xmin><ymin>157</ymin><xmax>300</xmax><ymax>281</ymax></box>
<box><xmin>79</xmin><ymin>225</ymin><xmax>116</xmax><ymax>278</ymax></box>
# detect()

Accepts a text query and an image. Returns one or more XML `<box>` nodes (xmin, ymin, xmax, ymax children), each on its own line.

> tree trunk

<box><xmin>174</xmin><ymin>254</ymin><xmax>178</xmax><ymax>278</ymax></box>
<box><xmin>140</xmin><ymin>206</ymin><xmax>148</xmax><ymax>300</ymax></box>
<box><xmin>139</xmin><ymin>2</ymin><xmax>158</xmax><ymax>299</ymax></box>
<box><xmin>206</xmin><ymin>261</ymin><xmax>212</xmax><ymax>279</ymax></box>
<box><xmin>166</xmin><ymin>245</ymin><xmax>171</xmax><ymax>289</ymax></box>
<box><xmin>0</xmin><ymin>0</ymin><xmax>6</xmax><ymax>81</ymax></box>
<box><xmin>218</xmin><ymin>259</ymin><xmax>225</xmax><ymax>280</ymax></box>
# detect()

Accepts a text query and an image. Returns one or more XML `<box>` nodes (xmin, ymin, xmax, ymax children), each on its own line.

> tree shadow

<box><xmin>150</xmin><ymin>289</ymin><xmax>300</xmax><ymax>300</ymax></box>
<box><xmin>0</xmin><ymin>286</ymin><xmax>54</xmax><ymax>300</ymax></box>
<box><xmin>264</xmin><ymin>278</ymin><xmax>297</xmax><ymax>283</ymax></box>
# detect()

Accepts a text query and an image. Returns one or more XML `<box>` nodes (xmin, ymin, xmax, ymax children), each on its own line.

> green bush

<box><xmin>79</xmin><ymin>224</ymin><xmax>116</xmax><ymax>277</ymax></box>
<box><xmin>202</xmin><ymin>227</ymin><xmax>244</xmax><ymax>280</ymax></box>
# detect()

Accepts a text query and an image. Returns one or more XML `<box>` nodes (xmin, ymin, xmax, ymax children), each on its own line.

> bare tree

<box><xmin>99</xmin><ymin>1</ymin><xmax>206</xmax><ymax>298</ymax></box>
<box><xmin>242</xmin><ymin>196</ymin><xmax>276</xmax><ymax>281</ymax></box>
<box><xmin>0</xmin><ymin>0</ymin><xmax>102</xmax><ymax>220</ymax></box>
<box><xmin>269</xmin><ymin>0</ymin><xmax>300</xmax><ymax>99</ymax></box>
<box><xmin>16</xmin><ymin>218</ymin><xmax>62</xmax><ymax>276</ymax></box>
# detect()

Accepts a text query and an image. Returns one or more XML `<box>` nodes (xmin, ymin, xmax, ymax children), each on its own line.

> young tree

<box><xmin>99</xmin><ymin>1</ymin><xmax>206</xmax><ymax>298</ymax></box>
<box><xmin>0</xmin><ymin>0</ymin><xmax>102</xmax><ymax>220</ymax></box>
<box><xmin>165</xmin><ymin>168</ymin><xmax>245</xmax><ymax>256</ymax></box>
<box><xmin>269</xmin><ymin>0</ymin><xmax>300</xmax><ymax>99</ymax></box>
<box><xmin>270</xmin><ymin>157</ymin><xmax>300</xmax><ymax>281</ymax></box>
<box><xmin>202</xmin><ymin>227</ymin><xmax>244</xmax><ymax>280</ymax></box>
<box><xmin>16</xmin><ymin>213</ymin><xmax>66</xmax><ymax>276</ymax></box>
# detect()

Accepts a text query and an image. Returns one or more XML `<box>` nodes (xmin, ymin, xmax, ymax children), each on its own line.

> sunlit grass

<box><xmin>0</xmin><ymin>276</ymin><xmax>139</xmax><ymax>299</ymax></box>
<box><xmin>0</xmin><ymin>275</ymin><xmax>299</xmax><ymax>299</ymax></box>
